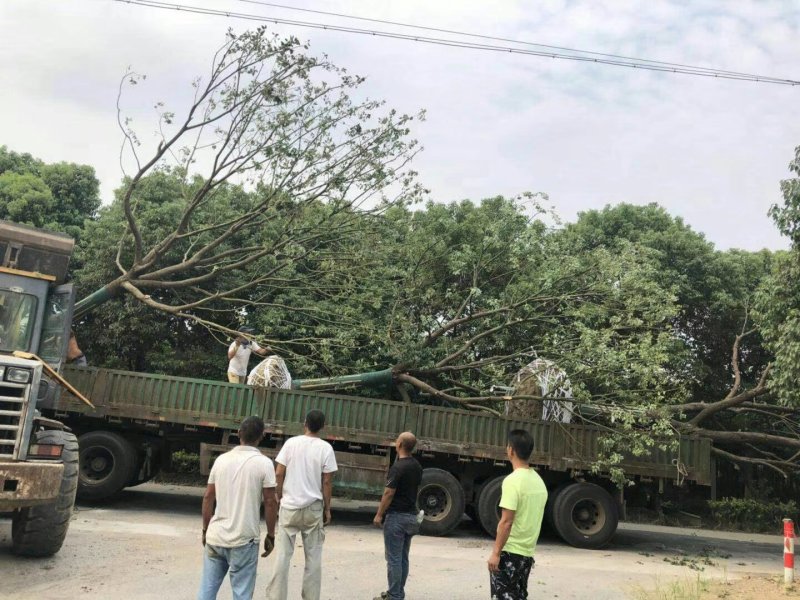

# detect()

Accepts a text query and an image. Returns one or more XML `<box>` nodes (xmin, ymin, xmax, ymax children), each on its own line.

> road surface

<box><xmin>0</xmin><ymin>483</ymin><xmax>786</xmax><ymax>599</ymax></box>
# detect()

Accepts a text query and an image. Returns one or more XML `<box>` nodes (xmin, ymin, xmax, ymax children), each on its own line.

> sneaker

<box><xmin>372</xmin><ymin>593</ymin><xmax>389</xmax><ymax>600</ymax></box>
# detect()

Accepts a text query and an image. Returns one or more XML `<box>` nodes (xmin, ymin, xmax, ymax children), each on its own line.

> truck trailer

<box><xmin>48</xmin><ymin>364</ymin><xmax>712</xmax><ymax>549</ymax></box>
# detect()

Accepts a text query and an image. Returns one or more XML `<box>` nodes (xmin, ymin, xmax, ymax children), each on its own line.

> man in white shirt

<box><xmin>198</xmin><ymin>416</ymin><xmax>278</xmax><ymax>600</ymax></box>
<box><xmin>265</xmin><ymin>409</ymin><xmax>338</xmax><ymax>600</ymax></box>
<box><xmin>227</xmin><ymin>327</ymin><xmax>270</xmax><ymax>383</ymax></box>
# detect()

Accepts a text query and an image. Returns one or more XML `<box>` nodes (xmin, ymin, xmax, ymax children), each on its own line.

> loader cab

<box><xmin>0</xmin><ymin>221</ymin><xmax>75</xmax><ymax>371</ymax></box>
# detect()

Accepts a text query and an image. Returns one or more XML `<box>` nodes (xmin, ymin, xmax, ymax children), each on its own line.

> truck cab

<box><xmin>0</xmin><ymin>220</ymin><xmax>79</xmax><ymax>557</ymax></box>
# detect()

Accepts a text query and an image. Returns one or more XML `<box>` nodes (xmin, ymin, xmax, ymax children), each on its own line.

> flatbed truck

<box><xmin>47</xmin><ymin>364</ymin><xmax>712</xmax><ymax>548</ymax></box>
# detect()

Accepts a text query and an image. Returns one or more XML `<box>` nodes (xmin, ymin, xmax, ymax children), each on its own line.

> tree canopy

<box><xmin>0</xmin><ymin>145</ymin><xmax>100</xmax><ymax>240</ymax></box>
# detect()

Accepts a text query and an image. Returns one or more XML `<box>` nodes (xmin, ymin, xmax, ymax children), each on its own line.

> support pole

<box><xmin>785</xmin><ymin>518</ymin><xmax>795</xmax><ymax>585</ymax></box>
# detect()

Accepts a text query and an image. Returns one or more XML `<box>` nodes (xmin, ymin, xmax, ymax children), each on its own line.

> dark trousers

<box><xmin>383</xmin><ymin>511</ymin><xmax>419</xmax><ymax>600</ymax></box>
<box><xmin>490</xmin><ymin>551</ymin><xmax>534</xmax><ymax>600</ymax></box>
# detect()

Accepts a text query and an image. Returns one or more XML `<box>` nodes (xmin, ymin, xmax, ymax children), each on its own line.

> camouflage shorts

<box><xmin>490</xmin><ymin>551</ymin><xmax>534</xmax><ymax>600</ymax></box>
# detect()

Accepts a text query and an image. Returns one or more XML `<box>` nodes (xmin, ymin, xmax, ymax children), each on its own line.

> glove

<box><xmin>261</xmin><ymin>534</ymin><xmax>275</xmax><ymax>557</ymax></box>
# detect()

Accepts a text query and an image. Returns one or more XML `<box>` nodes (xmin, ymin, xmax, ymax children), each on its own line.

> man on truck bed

<box><xmin>227</xmin><ymin>327</ymin><xmax>269</xmax><ymax>383</ymax></box>
<box><xmin>487</xmin><ymin>429</ymin><xmax>548</xmax><ymax>600</ymax></box>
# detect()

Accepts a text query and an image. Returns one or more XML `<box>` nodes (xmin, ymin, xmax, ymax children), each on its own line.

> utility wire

<box><xmin>112</xmin><ymin>0</ymin><xmax>800</xmax><ymax>86</ymax></box>
<box><xmin>236</xmin><ymin>0</ymin><xmax>779</xmax><ymax>81</ymax></box>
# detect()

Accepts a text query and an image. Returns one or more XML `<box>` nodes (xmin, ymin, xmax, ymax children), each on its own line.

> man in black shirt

<box><xmin>373</xmin><ymin>432</ymin><xmax>423</xmax><ymax>600</ymax></box>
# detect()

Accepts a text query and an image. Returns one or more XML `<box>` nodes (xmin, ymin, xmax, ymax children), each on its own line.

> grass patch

<box><xmin>632</xmin><ymin>575</ymin><xmax>710</xmax><ymax>600</ymax></box>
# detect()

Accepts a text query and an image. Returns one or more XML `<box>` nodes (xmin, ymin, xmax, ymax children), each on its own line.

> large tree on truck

<box><xmin>65</xmin><ymin>28</ymin><xmax>800</xmax><ymax>482</ymax></box>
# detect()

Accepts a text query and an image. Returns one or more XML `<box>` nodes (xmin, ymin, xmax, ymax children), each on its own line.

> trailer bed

<box><xmin>52</xmin><ymin>366</ymin><xmax>712</xmax><ymax>485</ymax></box>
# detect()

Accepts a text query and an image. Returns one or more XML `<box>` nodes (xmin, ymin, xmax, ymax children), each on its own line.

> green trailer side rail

<box><xmin>53</xmin><ymin>365</ymin><xmax>712</xmax><ymax>486</ymax></box>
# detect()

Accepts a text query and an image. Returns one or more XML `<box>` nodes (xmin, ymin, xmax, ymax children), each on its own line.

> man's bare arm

<box><xmin>488</xmin><ymin>508</ymin><xmax>515</xmax><ymax>571</ymax></box>
<box><xmin>201</xmin><ymin>483</ymin><xmax>216</xmax><ymax>546</ymax></box>
<box><xmin>322</xmin><ymin>472</ymin><xmax>334</xmax><ymax>525</ymax></box>
<box><xmin>373</xmin><ymin>487</ymin><xmax>396</xmax><ymax>527</ymax></box>
<box><xmin>275</xmin><ymin>463</ymin><xmax>286</xmax><ymax>502</ymax></box>
<box><xmin>263</xmin><ymin>487</ymin><xmax>278</xmax><ymax>536</ymax></box>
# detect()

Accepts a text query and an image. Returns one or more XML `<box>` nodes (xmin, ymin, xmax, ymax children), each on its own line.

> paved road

<box><xmin>0</xmin><ymin>483</ymin><xmax>785</xmax><ymax>599</ymax></box>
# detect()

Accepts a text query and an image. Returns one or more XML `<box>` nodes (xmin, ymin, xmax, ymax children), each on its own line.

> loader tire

<box><xmin>11</xmin><ymin>430</ymin><xmax>79</xmax><ymax>557</ymax></box>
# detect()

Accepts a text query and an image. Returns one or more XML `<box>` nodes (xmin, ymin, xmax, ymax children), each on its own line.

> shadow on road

<box><xmin>76</xmin><ymin>486</ymin><xmax>202</xmax><ymax>516</ymax></box>
<box><xmin>70</xmin><ymin>484</ymin><xmax>780</xmax><ymax>565</ymax></box>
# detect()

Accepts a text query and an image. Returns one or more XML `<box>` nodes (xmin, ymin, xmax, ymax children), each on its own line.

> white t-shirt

<box><xmin>276</xmin><ymin>435</ymin><xmax>338</xmax><ymax>509</ymax></box>
<box><xmin>205</xmin><ymin>445</ymin><xmax>276</xmax><ymax>548</ymax></box>
<box><xmin>227</xmin><ymin>340</ymin><xmax>262</xmax><ymax>376</ymax></box>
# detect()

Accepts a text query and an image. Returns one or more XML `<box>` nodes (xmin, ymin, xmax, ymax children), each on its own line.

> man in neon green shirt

<box><xmin>486</xmin><ymin>429</ymin><xmax>548</xmax><ymax>600</ymax></box>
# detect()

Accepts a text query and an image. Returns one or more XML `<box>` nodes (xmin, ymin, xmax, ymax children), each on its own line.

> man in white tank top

<box><xmin>265</xmin><ymin>409</ymin><xmax>338</xmax><ymax>600</ymax></box>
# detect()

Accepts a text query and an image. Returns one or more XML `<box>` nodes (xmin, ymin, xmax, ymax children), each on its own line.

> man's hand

<box><xmin>261</xmin><ymin>534</ymin><xmax>275</xmax><ymax>558</ymax></box>
<box><xmin>202</xmin><ymin>530</ymin><xmax>207</xmax><ymax>547</ymax></box>
<box><xmin>373</xmin><ymin>513</ymin><xmax>383</xmax><ymax>528</ymax></box>
<box><xmin>324</xmin><ymin>508</ymin><xmax>332</xmax><ymax>526</ymax></box>
<box><xmin>487</xmin><ymin>550</ymin><xmax>501</xmax><ymax>572</ymax></box>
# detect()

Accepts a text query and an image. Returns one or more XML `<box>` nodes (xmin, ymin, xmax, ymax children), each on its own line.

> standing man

<box><xmin>265</xmin><ymin>409</ymin><xmax>337</xmax><ymax>600</ymax></box>
<box><xmin>198</xmin><ymin>416</ymin><xmax>278</xmax><ymax>600</ymax></box>
<box><xmin>227</xmin><ymin>327</ymin><xmax>269</xmax><ymax>383</ymax></box>
<box><xmin>372</xmin><ymin>432</ymin><xmax>423</xmax><ymax>600</ymax></box>
<box><xmin>486</xmin><ymin>429</ymin><xmax>548</xmax><ymax>600</ymax></box>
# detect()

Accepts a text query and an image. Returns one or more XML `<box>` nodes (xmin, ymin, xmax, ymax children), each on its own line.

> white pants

<box><xmin>265</xmin><ymin>500</ymin><xmax>326</xmax><ymax>600</ymax></box>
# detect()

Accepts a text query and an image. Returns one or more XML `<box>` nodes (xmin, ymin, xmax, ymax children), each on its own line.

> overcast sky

<box><xmin>1</xmin><ymin>0</ymin><xmax>798</xmax><ymax>250</ymax></box>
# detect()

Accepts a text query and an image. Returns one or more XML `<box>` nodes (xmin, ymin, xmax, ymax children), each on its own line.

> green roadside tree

<box><xmin>0</xmin><ymin>171</ymin><xmax>54</xmax><ymax>226</ymax></box>
<box><xmin>0</xmin><ymin>145</ymin><xmax>101</xmax><ymax>241</ymax></box>
<box><xmin>563</xmin><ymin>203</ymin><xmax>775</xmax><ymax>400</ymax></box>
<box><xmin>762</xmin><ymin>145</ymin><xmax>800</xmax><ymax>406</ymax></box>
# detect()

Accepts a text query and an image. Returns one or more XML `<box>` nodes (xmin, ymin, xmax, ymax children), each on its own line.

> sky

<box><xmin>1</xmin><ymin>0</ymin><xmax>799</xmax><ymax>251</ymax></box>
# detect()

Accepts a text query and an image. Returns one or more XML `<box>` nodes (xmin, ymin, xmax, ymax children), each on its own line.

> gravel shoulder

<box><xmin>0</xmin><ymin>483</ymin><xmax>789</xmax><ymax>600</ymax></box>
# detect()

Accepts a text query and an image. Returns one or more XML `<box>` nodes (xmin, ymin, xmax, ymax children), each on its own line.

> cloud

<box><xmin>1</xmin><ymin>0</ymin><xmax>798</xmax><ymax>251</ymax></box>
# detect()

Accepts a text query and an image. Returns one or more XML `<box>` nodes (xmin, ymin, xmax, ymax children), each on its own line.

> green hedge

<box><xmin>169</xmin><ymin>450</ymin><xmax>201</xmax><ymax>474</ymax></box>
<box><xmin>708</xmin><ymin>497</ymin><xmax>799</xmax><ymax>533</ymax></box>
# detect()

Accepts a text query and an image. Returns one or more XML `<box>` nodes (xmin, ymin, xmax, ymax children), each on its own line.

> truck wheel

<box><xmin>417</xmin><ymin>468</ymin><xmax>465</xmax><ymax>536</ymax></box>
<box><xmin>552</xmin><ymin>482</ymin><xmax>618</xmax><ymax>549</ymax></box>
<box><xmin>11</xmin><ymin>430</ymin><xmax>79</xmax><ymax>557</ymax></box>
<box><xmin>543</xmin><ymin>482</ymin><xmax>570</xmax><ymax>533</ymax></box>
<box><xmin>476</xmin><ymin>475</ymin><xmax>505</xmax><ymax>536</ymax></box>
<box><xmin>77</xmin><ymin>431</ymin><xmax>138</xmax><ymax>501</ymax></box>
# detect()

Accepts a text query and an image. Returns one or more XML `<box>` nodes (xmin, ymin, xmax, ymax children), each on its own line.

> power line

<box><xmin>111</xmin><ymin>0</ymin><xmax>800</xmax><ymax>86</ymax></box>
<box><xmin>236</xmin><ymin>0</ymin><xmax>778</xmax><ymax>81</ymax></box>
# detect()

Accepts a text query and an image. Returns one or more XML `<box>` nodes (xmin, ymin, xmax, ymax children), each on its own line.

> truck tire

<box><xmin>476</xmin><ymin>475</ymin><xmax>504</xmax><ymax>536</ymax></box>
<box><xmin>11</xmin><ymin>430</ymin><xmax>79</xmax><ymax>557</ymax></box>
<box><xmin>417</xmin><ymin>468</ymin><xmax>465</xmax><ymax>536</ymax></box>
<box><xmin>543</xmin><ymin>482</ymin><xmax>570</xmax><ymax>533</ymax></box>
<box><xmin>77</xmin><ymin>431</ymin><xmax>138</xmax><ymax>501</ymax></box>
<box><xmin>552</xmin><ymin>482</ymin><xmax>618</xmax><ymax>549</ymax></box>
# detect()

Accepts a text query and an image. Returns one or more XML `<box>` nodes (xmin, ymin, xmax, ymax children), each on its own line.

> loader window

<box><xmin>38</xmin><ymin>290</ymin><xmax>71</xmax><ymax>363</ymax></box>
<box><xmin>0</xmin><ymin>289</ymin><xmax>37</xmax><ymax>352</ymax></box>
